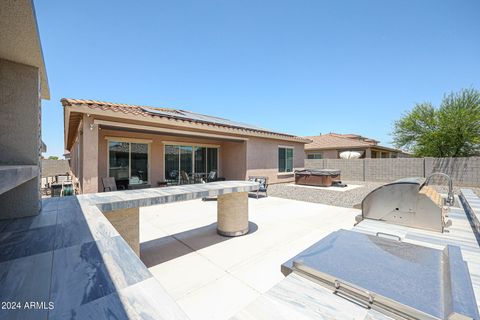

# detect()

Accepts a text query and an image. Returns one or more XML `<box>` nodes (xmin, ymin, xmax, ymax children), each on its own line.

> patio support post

<box><xmin>217</xmin><ymin>192</ymin><xmax>249</xmax><ymax>236</ymax></box>
<box><xmin>82</xmin><ymin>115</ymin><xmax>99</xmax><ymax>193</ymax></box>
<box><xmin>104</xmin><ymin>207</ymin><xmax>140</xmax><ymax>256</ymax></box>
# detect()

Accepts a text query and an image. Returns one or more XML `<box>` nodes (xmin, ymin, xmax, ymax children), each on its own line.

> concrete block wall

<box><xmin>364</xmin><ymin>158</ymin><xmax>425</xmax><ymax>181</ymax></box>
<box><xmin>305</xmin><ymin>157</ymin><xmax>480</xmax><ymax>187</ymax></box>
<box><xmin>425</xmin><ymin>157</ymin><xmax>480</xmax><ymax>187</ymax></box>
<box><xmin>324</xmin><ymin>159</ymin><xmax>364</xmax><ymax>181</ymax></box>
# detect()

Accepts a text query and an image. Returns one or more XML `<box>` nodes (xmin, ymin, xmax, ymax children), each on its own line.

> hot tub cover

<box><xmin>295</xmin><ymin>169</ymin><xmax>341</xmax><ymax>176</ymax></box>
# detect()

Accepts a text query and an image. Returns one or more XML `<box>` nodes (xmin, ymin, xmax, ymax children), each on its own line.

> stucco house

<box><xmin>305</xmin><ymin>133</ymin><xmax>409</xmax><ymax>159</ymax></box>
<box><xmin>62</xmin><ymin>98</ymin><xmax>310</xmax><ymax>193</ymax></box>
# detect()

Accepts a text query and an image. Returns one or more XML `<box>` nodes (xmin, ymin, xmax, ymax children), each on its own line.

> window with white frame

<box><xmin>278</xmin><ymin>146</ymin><xmax>294</xmax><ymax>172</ymax></box>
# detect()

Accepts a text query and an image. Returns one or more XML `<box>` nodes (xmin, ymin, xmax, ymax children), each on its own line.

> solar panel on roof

<box><xmin>140</xmin><ymin>106</ymin><xmax>271</xmax><ymax>132</ymax></box>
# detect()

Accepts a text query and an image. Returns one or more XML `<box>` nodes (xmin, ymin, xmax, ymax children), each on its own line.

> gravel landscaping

<box><xmin>269</xmin><ymin>181</ymin><xmax>480</xmax><ymax>208</ymax></box>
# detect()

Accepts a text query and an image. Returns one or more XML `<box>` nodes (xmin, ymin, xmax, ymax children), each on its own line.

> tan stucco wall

<box><xmin>82</xmin><ymin>115</ymin><xmax>99</xmax><ymax>194</ymax></box>
<box><xmin>221</xmin><ymin>141</ymin><xmax>247</xmax><ymax>180</ymax></box>
<box><xmin>246</xmin><ymin>137</ymin><xmax>305</xmax><ymax>184</ymax></box>
<box><xmin>0</xmin><ymin>58</ymin><xmax>42</xmax><ymax>218</ymax></box>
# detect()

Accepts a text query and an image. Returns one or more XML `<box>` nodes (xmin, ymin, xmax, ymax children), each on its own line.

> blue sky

<box><xmin>35</xmin><ymin>0</ymin><xmax>480</xmax><ymax>157</ymax></box>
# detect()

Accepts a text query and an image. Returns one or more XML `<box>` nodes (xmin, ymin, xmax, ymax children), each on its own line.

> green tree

<box><xmin>48</xmin><ymin>156</ymin><xmax>59</xmax><ymax>160</ymax></box>
<box><xmin>393</xmin><ymin>88</ymin><xmax>480</xmax><ymax>157</ymax></box>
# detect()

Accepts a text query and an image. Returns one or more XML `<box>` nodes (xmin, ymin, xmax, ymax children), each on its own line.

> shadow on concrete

<box><xmin>140</xmin><ymin>221</ymin><xmax>258</xmax><ymax>267</ymax></box>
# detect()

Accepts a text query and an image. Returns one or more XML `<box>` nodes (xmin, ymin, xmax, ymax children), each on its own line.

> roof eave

<box><xmin>63</xmin><ymin>100</ymin><xmax>309</xmax><ymax>143</ymax></box>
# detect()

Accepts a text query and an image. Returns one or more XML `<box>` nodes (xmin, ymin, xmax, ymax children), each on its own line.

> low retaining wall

<box><xmin>305</xmin><ymin>157</ymin><xmax>480</xmax><ymax>187</ymax></box>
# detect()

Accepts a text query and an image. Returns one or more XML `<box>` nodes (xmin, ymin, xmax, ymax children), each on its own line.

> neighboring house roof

<box><xmin>328</xmin><ymin>133</ymin><xmax>379</xmax><ymax>145</ymax></box>
<box><xmin>62</xmin><ymin>98</ymin><xmax>310</xmax><ymax>149</ymax></box>
<box><xmin>41</xmin><ymin>159</ymin><xmax>70</xmax><ymax>178</ymax></box>
<box><xmin>305</xmin><ymin>134</ymin><xmax>374</xmax><ymax>150</ymax></box>
<box><xmin>305</xmin><ymin>133</ymin><xmax>404</xmax><ymax>154</ymax></box>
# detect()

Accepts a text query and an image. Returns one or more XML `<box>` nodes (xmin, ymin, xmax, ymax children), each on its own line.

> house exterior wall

<box><xmin>82</xmin><ymin>115</ymin><xmax>99</xmax><ymax>194</ymax></box>
<box><xmin>69</xmin><ymin>119</ymin><xmax>83</xmax><ymax>190</ymax></box>
<box><xmin>221</xmin><ymin>141</ymin><xmax>247</xmax><ymax>180</ymax></box>
<box><xmin>92</xmin><ymin>128</ymin><xmax>249</xmax><ymax>192</ymax></box>
<box><xmin>306</xmin><ymin>148</ymin><xmax>405</xmax><ymax>159</ymax></box>
<box><xmin>0</xmin><ymin>59</ymin><xmax>42</xmax><ymax>218</ymax></box>
<box><xmin>74</xmin><ymin>123</ymin><xmax>306</xmax><ymax>193</ymax></box>
<box><xmin>246</xmin><ymin>137</ymin><xmax>305</xmax><ymax>184</ymax></box>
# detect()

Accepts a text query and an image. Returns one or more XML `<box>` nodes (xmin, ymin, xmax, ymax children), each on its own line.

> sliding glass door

<box><xmin>165</xmin><ymin>145</ymin><xmax>180</xmax><ymax>181</ymax></box>
<box><xmin>109</xmin><ymin>141</ymin><xmax>149</xmax><ymax>186</ymax></box>
<box><xmin>165</xmin><ymin>144</ymin><xmax>218</xmax><ymax>184</ymax></box>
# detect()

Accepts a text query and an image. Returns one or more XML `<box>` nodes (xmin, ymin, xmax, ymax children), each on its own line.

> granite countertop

<box><xmin>0</xmin><ymin>180</ymin><xmax>259</xmax><ymax>320</ymax></box>
<box><xmin>232</xmin><ymin>189</ymin><xmax>480</xmax><ymax>319</ymax></box>
<box><xmin>0</xmin><ymin>165</ymin><xmax>38</xmax><ymax>195</ymax></box>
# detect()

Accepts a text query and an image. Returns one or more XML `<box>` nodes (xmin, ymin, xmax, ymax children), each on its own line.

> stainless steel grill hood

<box><xmin>282</xmin><ymin>229</ymin><xmax>479</xmax><ymax>320</ymax></box>
<box><xmin>358</xmin><ymin>177</ymin><xmax>451</xmax><ymax>232</ymax></box>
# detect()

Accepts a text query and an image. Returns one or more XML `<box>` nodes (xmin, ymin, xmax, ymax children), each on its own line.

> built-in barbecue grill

<box><xmin>282</xmin><ymin>229</ymin><xmax>479</xmax><ymax>320</ymax></box>
<box><xmin>357</xmin><ymin>176</ymin><xmax>453</xmax><ymax>232</ymax></box>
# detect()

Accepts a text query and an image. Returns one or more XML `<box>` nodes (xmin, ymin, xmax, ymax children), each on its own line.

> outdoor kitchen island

<box><xmin>84</xmin><ymin>181</ymin><xmax>259</xmax><ymax>255</ymax></box>
<box><xmin>0</xmin><ymin>180</ymin><xmax>258</xmax><ymax>319</ymax></box>
<box><xmin>232</xmin><ymin>189</ymin><xmax>480</xmax><ymax>319</ymax></box>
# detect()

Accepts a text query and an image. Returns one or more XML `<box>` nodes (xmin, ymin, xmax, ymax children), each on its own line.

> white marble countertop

<box><xmin>232</xmin><ymin>189</ymin><xmax>480</xmax><ymax>320</ymax></box>
<box><xmin>0</xmin><ymin>181</ymin><xmax>258</xmax><ymax>319</ymax></box>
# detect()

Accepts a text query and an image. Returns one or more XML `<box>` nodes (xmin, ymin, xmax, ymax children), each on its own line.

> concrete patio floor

<box><xmin>139</xmin><ymin>196</ymin><xmax>358</xmax><ymax>320</ymax></box>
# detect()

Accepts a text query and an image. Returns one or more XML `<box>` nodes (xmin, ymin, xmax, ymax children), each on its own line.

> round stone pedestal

<box><xmin>217</xmin><ymin>192</ymin><xmax>249</xmax><ymax>236</ymax></box>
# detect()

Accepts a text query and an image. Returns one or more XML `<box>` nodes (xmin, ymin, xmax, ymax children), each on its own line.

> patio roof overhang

<box><xmin>95</xmin><ymin>119</ymin><xmax>249</xmax><ymax>143</ymax></box>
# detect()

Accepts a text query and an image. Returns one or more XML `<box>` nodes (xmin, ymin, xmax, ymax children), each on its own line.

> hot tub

<box><xmin>294</xmin><ymin>169</ymin><xmax>341</xmax><ymax>187</ymax></box>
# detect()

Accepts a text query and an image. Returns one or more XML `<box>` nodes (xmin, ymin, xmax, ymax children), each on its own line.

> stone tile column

<box><xmin>104</xmin><ymin>208</ymin><xmax>140</xmax><ymax>256</ymax></box>
<box><xmin>217</xmin><ymin>192</ymin><xmax>249</xmax><ymax>236</ymax></box>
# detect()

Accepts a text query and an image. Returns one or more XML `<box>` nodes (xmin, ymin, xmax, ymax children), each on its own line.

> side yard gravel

<box><xmin>269</xmin><ymin>181</ymin><xmax>480</xmax><ymax>208</ymax></box>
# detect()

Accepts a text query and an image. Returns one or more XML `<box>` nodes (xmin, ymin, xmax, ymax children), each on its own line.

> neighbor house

<box><xmin>62</xmin><ymin>99</ymin><xmax>310</xmax><ymax>193</ymax></box>
<box><xmin>304</xmin><ymin>133</ymin><xmax>409</xmax><ymax>159</ymax></box>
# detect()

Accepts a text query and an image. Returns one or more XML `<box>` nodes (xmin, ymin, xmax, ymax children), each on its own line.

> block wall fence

<box><xmin>304</xmin><ymin>157</ymin><xmax>480</xmax><ymax>187</ymax></box>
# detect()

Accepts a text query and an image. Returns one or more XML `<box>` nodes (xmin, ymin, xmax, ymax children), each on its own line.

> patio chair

<box><xmin>180</xmin><ymin>171</ymin><xmax>191</xmax><ymax>184</ymax></box>
<box><xmin>102</xmin><ymin>177</ymin><xmax>125</xmax><ymax>192</ymax></box>
<box><xmin>248</xmin><ymin>176</ymin><xmax>268</xmax><ymax>199</ymax></box>
<box><xmin>206</xmin><ymin>171</ymin><xmax>217</xmax><ymax>182</ymax></box>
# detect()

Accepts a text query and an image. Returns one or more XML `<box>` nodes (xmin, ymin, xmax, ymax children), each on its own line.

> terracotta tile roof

<box><xmin>304</xmin><ymin>133</ymin><xmax>377</xmax><ymax>150</ymax></box>
<box><xmin>61</xmin><ymin>98</ymin><xmax>309</xmax><ymax>143</ymax></box>
<box><xmin>328</xmin><ymin>133</ymin><xmax>379</xmax><ymax>144</ymax></box>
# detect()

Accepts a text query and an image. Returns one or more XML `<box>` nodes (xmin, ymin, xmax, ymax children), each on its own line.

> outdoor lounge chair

<box><xmin>180</xmin><ymin>171</ymin><xmax>191</xmax><ymax>184</ymax></box>
<box><xmin>248</xmin><ymin>176</ymin><xmax>268</xmax><ymax>199</ymax></box>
